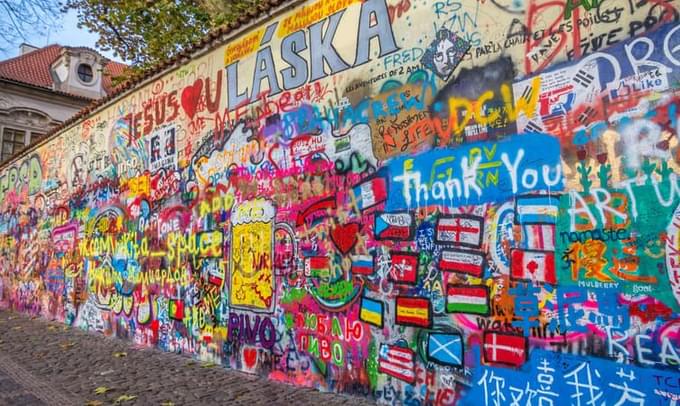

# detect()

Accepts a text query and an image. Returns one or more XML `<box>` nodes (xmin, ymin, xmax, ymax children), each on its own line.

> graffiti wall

<box><xmin>1</xmin><ymin>0</ymin><xmax>680</xmax><ymax>403</ymax></box>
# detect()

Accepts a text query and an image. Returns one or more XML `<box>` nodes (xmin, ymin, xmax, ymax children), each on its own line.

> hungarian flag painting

<box><xmin>510</xmin><ymin>249</ymin><xmax>556</xmax><ymax>284</ymax></box>
<box><xmin>395</xmin><ymin>296</ymin><xmax>432</xmax><ymax>328</ymax></box>
<box><xmin>446</xmin><ymin>285</ymin><xmax>489</xmax><ymax>315</ymax></box>
<box><xmin>439</xmin><ymin>249</ymin><xmax>485</xmax><ymax>277</ymax></box>
<box><xmin>435</xmin><ymin>214</ymin><xmax>484</xmax><ymax>248</ymax></box>
<box><xmin>379</xmin><ymin>344</ymin><xmax>416</xmax><ymax>383</ymax></box>
<box><xmin>482</xmin><ymin>332</ymin><xmax>527</xmax><ymax>367</ymax></box>
<box><xmin>352</xmin><ymin>176</ymin><xmax>387</xmax><ymax>211</ymax></box>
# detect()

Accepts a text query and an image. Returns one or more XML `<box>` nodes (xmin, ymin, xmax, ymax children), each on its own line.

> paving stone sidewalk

<box><xmin>0</xmin><ymin>309</ymin><xmax>375</xmax><ymax>406</ymax></box>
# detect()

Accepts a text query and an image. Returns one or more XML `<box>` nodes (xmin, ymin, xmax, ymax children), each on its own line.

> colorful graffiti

<box><xmin>1</xmin><ymin>0</ymin><xmax>679</xmax><ymax>404</ymax></box>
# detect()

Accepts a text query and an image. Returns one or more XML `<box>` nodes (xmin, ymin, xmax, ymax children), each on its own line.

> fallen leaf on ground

<box><xmin>60</xmin><ymin>341</ymin><xmax>77</xmax><ymax>350</ymax></box>
<box><xmin>201</xmin><ymin>362</ymin><xmax>216</xmax><ymax>368</ymax></box>
<box><xmin>160</xmin><ymin>402</ymin><xmax>175</xmax><ymax>406</ymax></box>
<box><xmin>0</xmin><ymin>339</ymin><xmax>4</xmax><ymax>344</ymax></box>
<box><xmin>113</xmin><ymin>352</ymin><xmax>127</xmax><ymax>358</ymax></box>
<box><xmin>93</xmin><ymin>386</ymin><xmax>112</xmax><ymax>395</ymax></box>
<box><xmin>85</xmin><ymin>401</ymin><xmax>103</xmax><ymax>406</ymax></box>
<box><xmin>12</xmin><ymin>326</ymin><xmax>21</xmax><ymax>330</ymax></box>
<box><xmin>47</xmin><ymin>325</ymin><xmax>57</xmax><ymax>332</ymax></box>
<box><xmin>114</xmin><ymin>394</ymin><xmax>137</xmax><ymax>404</ymax></box>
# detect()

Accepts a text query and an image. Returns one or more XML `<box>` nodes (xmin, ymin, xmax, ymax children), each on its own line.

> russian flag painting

<box><xmin>351</xmin><ymin>254</ymin><xmax>374</xmax><ymax>275</ymax></box>
<box><xmin>360</xmin><ymin>296</ymin><xmax>384</xmax><ymax>327</ymax></box>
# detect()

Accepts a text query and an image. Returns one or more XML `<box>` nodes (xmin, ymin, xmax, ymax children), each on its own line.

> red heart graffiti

<box><xmin>330</xmin><ymin>222</ymin><xmax>360</xmax><ymax>255</ymax></box>
<box><xmin>243</xmin><ymin>347</ymin><xmax>257</xmax><ymax>369</ymax></box>
<box><xmin>181</xmin><ymin>79</ymin><xmax>203</xmax><ymax>120</ymax></box>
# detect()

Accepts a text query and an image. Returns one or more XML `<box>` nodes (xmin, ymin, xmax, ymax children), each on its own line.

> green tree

<box><xmin>64</xmin><ymin>0</ymin><xmax>264</xmax><ymax>69</ymax></box>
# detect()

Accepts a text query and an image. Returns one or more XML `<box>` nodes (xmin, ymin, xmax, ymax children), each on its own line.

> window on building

<box><xmin>77</xmin><ymin>63</ymin><xmax>94</xmax><ymax>83</ymax></box>
<box><xmin>29</xmin><ymin>132</ymin><xmax>45</xmax><ymax>144</ymax></box>
<box><xmin>1</xmin><ymin>128</ymin><xmax>26</xmax><ymax>162</ymax></box>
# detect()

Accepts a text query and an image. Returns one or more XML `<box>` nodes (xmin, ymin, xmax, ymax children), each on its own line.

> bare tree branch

<box><xmin>0</xmin><ymin>0</ymin><xmax>62</xmax><ymax>54</ymax></box>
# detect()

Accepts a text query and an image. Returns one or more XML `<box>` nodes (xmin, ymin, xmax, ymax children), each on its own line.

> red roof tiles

<box><xmin>0</xmin><ymin>44</ymin><xmax>128</xmax><ymax>97</ymax></box>
<box><xmin>0</xmin><ymin>0</ymin><xmax>289</xmax><ymax>169</ymax></box>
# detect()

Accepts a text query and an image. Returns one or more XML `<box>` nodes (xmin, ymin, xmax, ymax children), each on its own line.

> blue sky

<box><xmin>3</xmin><ymin>9</ymin><xmax>124</xmax><ymax>62</ymax></box>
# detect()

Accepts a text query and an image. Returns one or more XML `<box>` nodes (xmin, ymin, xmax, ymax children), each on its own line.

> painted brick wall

<box><xmin>1</xmin><ymin>0</ymin><xmax>679</xmax><ymax>403</ymax></box>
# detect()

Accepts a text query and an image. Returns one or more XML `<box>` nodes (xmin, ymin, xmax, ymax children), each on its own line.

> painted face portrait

<box><xmin>421</xmin><ymin>28</ymin><xmax>470</xmax><ymax>81</ymax></box>
<box><xmin>434</xmin><ymin>38</ymin><xmax>456</xmax><ymax>79</ymax></box>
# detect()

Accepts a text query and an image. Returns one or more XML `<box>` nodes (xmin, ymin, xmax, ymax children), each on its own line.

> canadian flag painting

<box><xmin>482</xmin><ymin>332</ymin><xmax>527</xmax><ymax>367</ymax></box>
<box><xmin>510</xmin><ymin>249</ymin><xmax>556</xmax><ymax>284</ymax></box>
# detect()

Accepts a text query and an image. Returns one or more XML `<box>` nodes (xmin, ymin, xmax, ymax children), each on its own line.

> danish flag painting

<box><xmin>482</xmin><ymin>332</ymin><xmax>527</xmax><ymax>367</ymax></box>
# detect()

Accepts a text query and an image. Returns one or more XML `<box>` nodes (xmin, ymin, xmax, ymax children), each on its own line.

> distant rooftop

<box><xmin>0</xmin><ymin>44</ymin><xmax>127</xmax><ymax>99</ymax></box>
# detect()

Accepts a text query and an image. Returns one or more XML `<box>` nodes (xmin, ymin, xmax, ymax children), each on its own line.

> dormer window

<box><xmin>77</xmin><ymin>63</ymin><xmax>93</xmax><ymax>83</ymax></box>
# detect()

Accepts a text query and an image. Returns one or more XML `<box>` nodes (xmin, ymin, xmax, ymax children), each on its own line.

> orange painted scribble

<box><xmin>566</xmin><ymin>240</ymin><xmax>611</xmax><ymax>282</ymax></box>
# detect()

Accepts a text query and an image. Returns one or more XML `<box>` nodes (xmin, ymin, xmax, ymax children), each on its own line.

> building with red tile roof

<box><xmin>0</xmin><ymin>43</ymin><xmax>127</xmax><ymax>162</ymax></box>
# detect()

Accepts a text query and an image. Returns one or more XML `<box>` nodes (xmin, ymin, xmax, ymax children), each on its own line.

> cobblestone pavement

<box><xmin>0</xmin><ymin>309</ymin><xmax>375</xmax><ymax>406</ymax></box>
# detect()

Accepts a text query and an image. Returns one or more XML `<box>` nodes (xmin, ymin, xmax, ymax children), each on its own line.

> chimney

<box><xmin>19</xmin><ymin>43</ymin><xmax>39</xmax><ymax>55</ymax></box>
